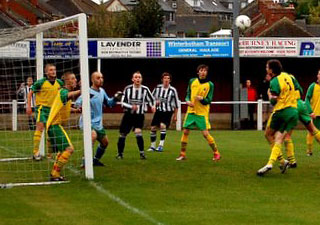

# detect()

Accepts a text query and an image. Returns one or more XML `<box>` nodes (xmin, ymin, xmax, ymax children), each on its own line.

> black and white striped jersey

<box><xmin>122</xmin><ymin>84</ymin><xmax>155</xmax><ymax>114</ymax></box>
<box><xmin>152</xmin><ymin>84</ymin><xmax>179</xmax><ymax>112</ymax></box>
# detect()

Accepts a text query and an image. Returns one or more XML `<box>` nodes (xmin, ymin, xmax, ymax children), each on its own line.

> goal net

<box><xmin>0</xmin><ymin>14</ymin><xmax>93</xmax><ymax>188</ymax></box>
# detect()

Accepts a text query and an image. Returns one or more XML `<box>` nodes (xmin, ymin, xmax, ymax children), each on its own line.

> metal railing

<box><xmin>6</xmin><ymin>100</ymin><xmax>270</xmax><ymax>131</ymax></box>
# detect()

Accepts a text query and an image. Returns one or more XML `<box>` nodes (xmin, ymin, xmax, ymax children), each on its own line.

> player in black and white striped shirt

<box><xmin>117</xmin><ymin>71</ymin><xmax>155</xmax><ymax>160</ymax></box>
<box><xmin>148</xmin><ymin>72</ymin><xmax>179</xmax><ymax>152</ymax></box>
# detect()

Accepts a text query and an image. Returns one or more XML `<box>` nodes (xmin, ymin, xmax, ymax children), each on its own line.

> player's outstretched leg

<box><xmin>257</xmin><ymin>142</ymin><xmax>287</xmax><ymax>176</ymax></box>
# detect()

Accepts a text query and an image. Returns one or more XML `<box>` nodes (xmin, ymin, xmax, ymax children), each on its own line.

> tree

<box><xmin>87</xmin><ymin>3</ymin><xmax>133</xmax><ymax>38</ymax></box>
<box><xmin>130</xmin><ymin>0</ymin><xmax>164</xmax><ymax>37</ymax></box>
<box><xmin>309</xmin><ymin>5</ymin><xmax>320</xmax><ymax>24</ymax></box>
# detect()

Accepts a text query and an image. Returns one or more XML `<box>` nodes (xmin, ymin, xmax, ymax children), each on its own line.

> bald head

<box><xmin>91</xmin><ymin>71</ymin><xmax>104</xmax><ymax>89</ymax></box>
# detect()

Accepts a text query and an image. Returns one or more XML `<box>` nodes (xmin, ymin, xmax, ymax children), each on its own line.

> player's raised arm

<box><xmin>102</xmin><ymin>89</ymin><xmax>116</xmax><ymax>107</ymax></box>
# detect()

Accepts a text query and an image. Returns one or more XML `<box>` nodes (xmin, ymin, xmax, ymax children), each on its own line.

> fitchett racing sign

<box><xmin>239</xmin><ymin>38</ymin><xmax>298</xmax><ymax>57</ymax></box>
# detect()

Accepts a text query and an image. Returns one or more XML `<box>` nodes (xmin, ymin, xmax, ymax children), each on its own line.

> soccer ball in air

<box><xmin>235</xmin><ymin>15</ymin><xmax>251</xmax><ymax>30</ymax></box>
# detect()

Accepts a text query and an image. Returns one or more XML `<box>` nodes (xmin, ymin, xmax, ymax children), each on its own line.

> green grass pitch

<box><xmin>1</xmin><ymin>130</ymin><xmax>320</xmax><ymax>225</ymax></box>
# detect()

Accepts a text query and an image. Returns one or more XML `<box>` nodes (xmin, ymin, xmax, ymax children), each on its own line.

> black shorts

<box><xmin>151</xmin><ymin>111</ymin><xmax>173</xmax><ymax>128</ymax></box>
<box><xmin>119</xmin><ymin>112</ymin><xmax>145</xmax><ymax>134</ymax></box>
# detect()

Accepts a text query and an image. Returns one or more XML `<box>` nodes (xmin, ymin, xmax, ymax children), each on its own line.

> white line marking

<box><xmin>90</xmin><ymin>181</ymin><xmax>166</xmax><ymax>225</ymax></box>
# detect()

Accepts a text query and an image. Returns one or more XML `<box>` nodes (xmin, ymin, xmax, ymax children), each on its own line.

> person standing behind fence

<box><xmin>116</xmin><ymin>71</ymin><xmax>156</xmax><ymax>160</ymax></box>
<box><xmin>148</xmin><ymin>72</ymin><xmax>179</xmax><ymax>152</ymax></box>
<box><xmin>259</xmin><ymin>74</ymin><xmax>273</xmax><ymax>127</ymax></box>
<box><xmin>246</xmin><ymin>80</ymin><xmax>257</xmax><ymax>128</ymax></box>
<box><xmin>17</xmin><ymin>77</ymin><xmax>35</xmax><ymax>130</ymax></box>
<box><xmin>176</xmin><ymin>64</ymin><xmax>221</xmax><ymax>161</ymax></box>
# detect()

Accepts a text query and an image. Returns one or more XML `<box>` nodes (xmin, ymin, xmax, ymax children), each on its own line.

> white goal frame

<box><xmin>0</xmin><ymin>13</ymin><xmax>94</xmax><ymax>187</ymax></box>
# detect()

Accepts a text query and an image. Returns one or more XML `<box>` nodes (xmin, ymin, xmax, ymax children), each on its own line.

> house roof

<box><xmin>210</xmin><ymin>28</ymin><xmax>231</xmax><ymax>36</ymax></box>
<box><xmin>257</xmin><ymin>17</ymin><xmax>314</xmax><ymax>37</ymax></box>
<box><xmin>158</xmin><ymin>0</ymin><xmax>175</xmax><ymax>12</ymax></box>
<box><xmin>0</xmin><ymin>11</ymin><xmax>20</xmax><ymax>28</ymax></box>
<box><xmin>105</xmin><ymin>0</ymin><xmax>174</xmax><ymax>12</ymax></box>
<box><xmin>186</xmin><ymin>0</ymin><xmax>231</xmax><ymax>14</ymax></box>
<box><xmin>306</xmin><ymin>25</ymin><xmax>320</xmax><ymax>37</ymax></box>
<box><xmin>38</xmin><ymin>0</ymin><xmax>65</xmax><ymax>16</ymax></box>
<box><xmin>168</xmin><ymin>15</ymin><xmax>219</xmax><ymax>33</ymax></box>
<box><xmin>47</xmin><ymin>0</ymin><xmax>99</xmax><ymax>16</ymax></box>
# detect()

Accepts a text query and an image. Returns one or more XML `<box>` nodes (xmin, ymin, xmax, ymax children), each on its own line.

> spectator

<box><xmin>246</xmin><ymin>79</ymin><xmax>257</xmax><ymax>128</ymax></box>
<box><xmin>17</xmin><ymin>77</ymin><xmax>35</xmax><ymax>130</ymax></box>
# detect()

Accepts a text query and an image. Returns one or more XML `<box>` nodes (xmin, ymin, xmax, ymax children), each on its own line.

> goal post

<box><xmin>0</xmin><ymin>13</ymin><xmax>93</xmax><ymax>187</ymax></box>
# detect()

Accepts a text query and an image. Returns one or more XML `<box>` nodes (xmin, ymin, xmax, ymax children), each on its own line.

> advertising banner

<box><xmin>30</xmin><ymin>40</ymin><xmax>97</xmax><ymax>58</ymax></box>
<box><xmin>239</xmin><ymin>38</ymin><xmax>298</xmax><ymax>57</ymax></box>
<box><xmin>298</xmin><ymin>40</ymin><xmax>320</xmax><ymax>57</ymax></box>
<box><xmin>0</xmin><ymin>41</ymin><xmax>29</xmax><ymax>58</ymax></box>
<box><xmin>165</xmin><ymin>39</ymin><xmax>232</xmax><ymax>57</ymax></box>
<box><xmin>98</xmin><ymin>40</ymin><xmax>164</xmax><ymax>58</ymax></box>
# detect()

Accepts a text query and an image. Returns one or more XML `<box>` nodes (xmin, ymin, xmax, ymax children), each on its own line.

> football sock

<box><xmin>206</xmin><ymin>134</ymin><xmax>219</xmax><ymax>154</ymax></box>
<box><xmin>150</xmin><ymin>130</ymin><xmax>156</xmax><ymax>148</ymax></box>
<box><xmin>180</xmin><ymin>133</ymin><xmax>189</xmax><ymax>156</ymax></box>
<box><xmin>312</xmin><ymin>129</ymin><xmax>320</xmax><ymax>143</ymax></box>
<box><xmin>159</xmin><ymin>129</ymin><xmax>166</xmax><ymax>146</ymax></box>
<box><xmin>180</xmin><ymin>142</ymin><xmax>187</xmax><ymax>157</ymax></box>
<box><xmin>117</xmin><ymin>135</ymin><xmax>126</xmax><ymax>156</ymax></box>
<box><xmin>180</xmin><ymin>133</ymin><xmax>189</xmax><ymax>143</ymax></box>
<box><xmin>136</xmin><ymin>134</ymin><xmax>144</xmax><ymax>153</ymax></box>
<box><xmin>95</xmin><ymin>144</ymin><xmax>106</xmax><ymax>160</ymax></box>
<box><xmin>306</xmin><ymin>132</ymin><xmax>313</xmax><ymax>153</ymax></box>
<box><xmin>284</xmin><ymin>138</ymin><xmax>296</xmax><ymax>164</ymax></box>
<box><xmin>267</xmin><ymin>143</ymin><xmax>282</xmax><ymax>166</ymax></box>
<box><xmin>33</xmin><ymin>130</ymin><xmax>42</xmax><ymax>155</ymax></box>
<box><xmin>51</xmin><ymin>150</ymin><xmax>71</xmax><ymax>178</ymax></box>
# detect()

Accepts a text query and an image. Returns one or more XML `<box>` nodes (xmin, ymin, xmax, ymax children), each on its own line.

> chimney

<box><xmin>30</xmin><ymin>0</ymin><xmax>38</xmax><ymax>6</ymax></box>
<box><xmin>0</xmin><ymin>0</ymin><xmax>9</xmax><ymax>11</ymax></box>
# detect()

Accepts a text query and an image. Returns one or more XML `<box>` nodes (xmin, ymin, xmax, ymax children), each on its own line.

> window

<box><xmin>228</xmin><ymin>3</ymin><xmax>233</xmax><ymax>9</ymax></box>
<box><xmin>172</xmin><ymin>2</ymin><xmax>177</xmax><ymax>8</ymax></box>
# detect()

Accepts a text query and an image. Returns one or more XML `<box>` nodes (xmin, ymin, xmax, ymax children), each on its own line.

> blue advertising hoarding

<box><xmin>165</xmin><ymin>39</ymin><xmax>232</xmax><ymax>57</ymax></box>
<box><xmin>29</xmin><ymin>40</ymin><xmax>97</xmax><ymax>58</ymax></box>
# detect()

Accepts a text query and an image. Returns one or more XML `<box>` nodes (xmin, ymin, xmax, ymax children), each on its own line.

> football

<box><xmin>235</xmin><ymin>15</ymin><xmax>251</xmax><ymax>30</ymax></box>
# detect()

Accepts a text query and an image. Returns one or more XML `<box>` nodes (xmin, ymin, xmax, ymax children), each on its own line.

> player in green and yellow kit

<box><xmin>305</xmin><ymin>69</ymin><xmax>320</xmax><ymax>156</ymax></box>
<box><xmin>176</xmin><ymin>64</ymin><xmax>220</xmax><ymax>161</ymax></box>
<box><xmin>257</xmin><ymin>59</ymin><xmax>299</xmax><ymax>176</ymax></box>
<box><xmin>265</xmin><ymin>73</ymin><xmax>320</xmax><ymax>168</ymax></box>
<box><xmin>26</xmin><ymin>64</ymin><xmax>63</xmax><ymax>160</ymax></box>
<box><xmin>46</xmin><ymin>72</ymin><xmax>81</xmax><ymax>181</ymax></box>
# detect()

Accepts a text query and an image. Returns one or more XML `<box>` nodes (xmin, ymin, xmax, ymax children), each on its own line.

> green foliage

<box><xmin>308</xmin><ymin>4</ymin><xmax>320</xmax><ymax>24</ymax></box>
<box><xmin>87</xmin><ymin>4</ymin><xmax>133</xmax><ymax>38</ymax></box>
<box><xmin>295</xmin><ymin>0</ymin><xmax>320</xmax><ymax>23</ymax></box>
<box><xmin>130</xmin><ymin>0</ymin><xmax>164</xmax><ymax>37</ymax></box>
<box><xmin>185</xmin><ymin>29</ymin><xmax>197</xmax><ymax>37</ymax></box>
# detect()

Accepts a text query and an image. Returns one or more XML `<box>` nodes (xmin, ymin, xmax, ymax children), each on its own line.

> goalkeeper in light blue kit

<box><xmin>76</xmin><ymin>71</ymin><xmax>122</xmax><ymax>166</ymax></box>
